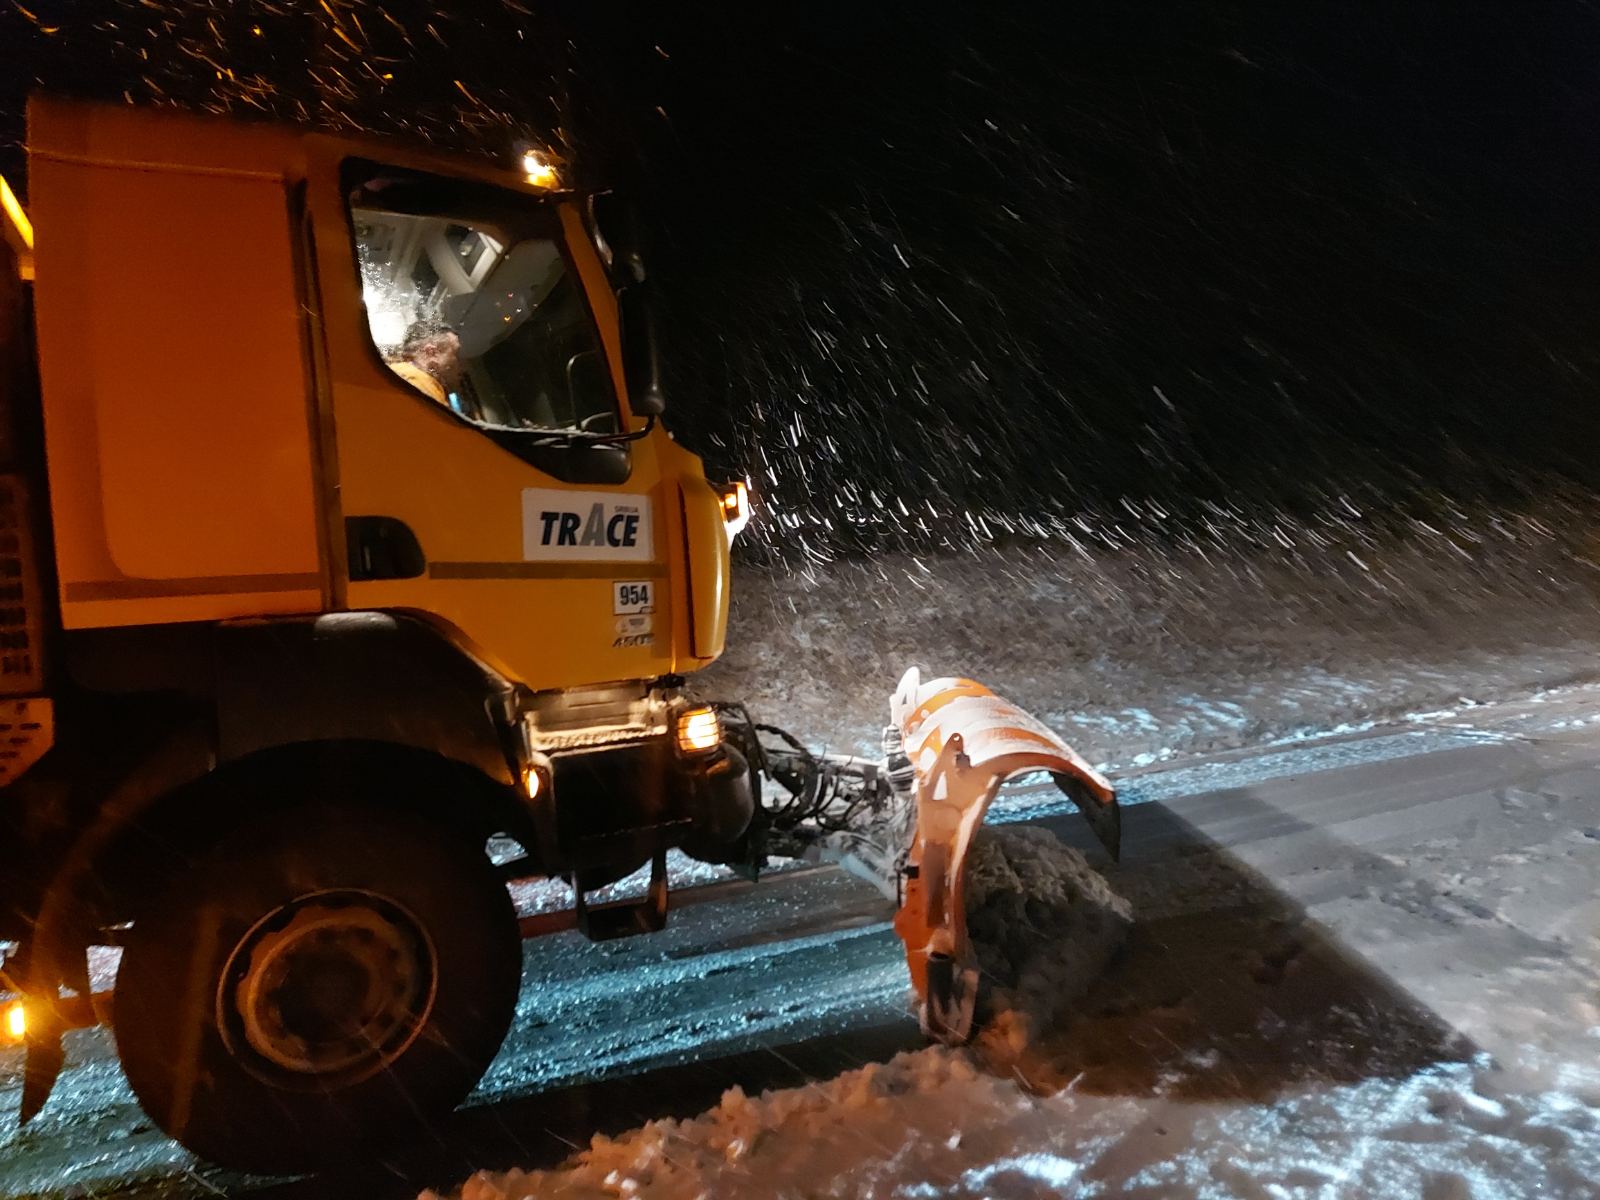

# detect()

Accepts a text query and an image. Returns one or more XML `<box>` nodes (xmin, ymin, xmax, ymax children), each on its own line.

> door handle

<box><xmin>346</xmin><ymin>516</ymin><xmax>426</xmax><ymax>581</ymax></box>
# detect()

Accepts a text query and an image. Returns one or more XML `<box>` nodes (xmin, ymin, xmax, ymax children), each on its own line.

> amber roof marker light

<box><xmin>519</xmin><ymin>148</ymin><xmax>560</xmax><ymax>190</ymax></box>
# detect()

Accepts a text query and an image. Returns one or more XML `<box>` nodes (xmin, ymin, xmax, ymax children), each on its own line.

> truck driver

<box><xmin>389</xmin><ymin>318</ymin><xmax>464</xmax><ymax>411</ymax></box>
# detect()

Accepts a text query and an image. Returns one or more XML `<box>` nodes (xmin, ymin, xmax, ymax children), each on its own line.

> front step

<box><xmin>573</xmin><ymin>851</ymin><xmax>670</xmax><ymax>940</ymax></box>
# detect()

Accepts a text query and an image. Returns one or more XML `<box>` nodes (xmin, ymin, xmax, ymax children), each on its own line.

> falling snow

<box><xmin>7</xmin><ymin>4</ymin><xmax>1600</xmax><ymax>567</ymax></box>
<box><xmin>3</xmin><ymin>5</ymin><xmax>1600</xmax><ymax>1197</ymax></box>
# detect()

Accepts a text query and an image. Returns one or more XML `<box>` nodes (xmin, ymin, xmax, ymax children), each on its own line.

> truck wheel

<box><xmin>114</xmin><ymin>806</ymin><xmax>521</xmax><ymax>1174</ymax></box>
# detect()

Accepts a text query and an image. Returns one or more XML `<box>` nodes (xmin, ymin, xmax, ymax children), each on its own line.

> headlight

<box><xmin>676</xmin><ymin>706</ymin><xmax>722</xmax><ymax>754</ymax></box>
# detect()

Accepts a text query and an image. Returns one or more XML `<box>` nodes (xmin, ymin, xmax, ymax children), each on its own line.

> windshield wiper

<box><xmin>473</xmin><ymin>415</ymin><xmax>656</xmax><ymax>447</ymax></box>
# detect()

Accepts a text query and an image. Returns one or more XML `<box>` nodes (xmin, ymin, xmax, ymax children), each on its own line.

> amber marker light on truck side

<box><xmin>721</xmin><ymin>481</ymin><xmax>750</xmax><ymax>542</ymax></box>
<box><xmin>0</xmin><ymin>174</ymin><xmax>34</xmax><ymax>280</ymax></box>
<box><xmin>676</xmin><ymin>706</ymin><xmax>722</xmax><ymax>754</ymax></box>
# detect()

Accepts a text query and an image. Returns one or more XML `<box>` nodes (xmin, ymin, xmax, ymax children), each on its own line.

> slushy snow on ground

<box><xmin>439</xmin><ymin>791</ymin><xmax>1600</xmax><ymax>1198</ymax></box>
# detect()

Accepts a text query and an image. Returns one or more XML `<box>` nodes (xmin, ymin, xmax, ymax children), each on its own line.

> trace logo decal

<box><xmin>521</xmin><ymin>489</ymin><xmax>655</xmax><ymax>563</ymax></box>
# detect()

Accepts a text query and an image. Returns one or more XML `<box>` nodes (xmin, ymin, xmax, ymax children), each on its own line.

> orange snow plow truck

<box><xmin>0</xmin><ymin>97</ymin><xmax>1120</xmax><ymax>1172</ymax></box>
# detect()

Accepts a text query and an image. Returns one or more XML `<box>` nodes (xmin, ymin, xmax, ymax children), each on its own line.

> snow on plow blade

<box><xmin>889</xmin><ymin>668</ymin><xmax>1118</xmax><ymax>1043</ymax></box>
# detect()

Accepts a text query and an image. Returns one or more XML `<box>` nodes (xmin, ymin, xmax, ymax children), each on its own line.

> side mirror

<box><xmin>591</xmin><ymin>193</ymin><xmax>647</xmax><ymax>286</ymax></box>
<box><xmin>618</xmin><ymin>284</ymin><xmax>666</xmax><ymax>417</ymax></box>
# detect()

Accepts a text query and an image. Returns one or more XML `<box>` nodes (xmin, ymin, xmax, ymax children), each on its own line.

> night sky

<box><xmin>5</xmin><ymin>1</ymin><xmax>1599</xmax><ymax>558</ymax></box>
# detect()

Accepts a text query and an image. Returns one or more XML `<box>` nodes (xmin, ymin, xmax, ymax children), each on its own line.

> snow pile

<box><xmin>431</xmin><ymin>1045</ymin><xmax>1600</xmax><ymax>1200</ymax></box>
<box><xmin>433</xmin><ymin>1048</ymin><xmax>1014</xmax><ymax>1200</ymax></box>
<box><xmin>964</xmin><ymin>827</ymin><xmax>1132</xmax><ymax>1050</ymax></box>
<box><xmin>434</xmin><ymin>829</ymin><xmax>1133</xmax><ymax>1200</ymax></box>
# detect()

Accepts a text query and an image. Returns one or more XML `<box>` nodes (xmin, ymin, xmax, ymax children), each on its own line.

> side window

<box><xmin>348</xmin><ymin>169</ymin><xmax>619</xmax><ymax>435</ymax></box>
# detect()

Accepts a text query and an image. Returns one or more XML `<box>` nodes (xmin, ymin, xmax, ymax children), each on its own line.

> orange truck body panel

<box><xmin>28</xmin><ymin>99</ymin><xmax>324</xmax><ymax>627</ymax></box>
<box><xmin>23</xmin><ymin>96</ymin><xmax>731</xmax><ymax>687</ymax></box>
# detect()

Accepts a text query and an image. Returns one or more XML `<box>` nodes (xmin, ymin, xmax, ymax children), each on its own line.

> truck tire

<box><xmin>113</xmin><ymin>805</ymin><xmax>521</xmax><ymax>1173</ymax></box>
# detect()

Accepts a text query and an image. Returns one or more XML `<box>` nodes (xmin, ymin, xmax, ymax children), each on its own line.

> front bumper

<box><xmin>543</xmin><ymin>737</ymin><xmax>753</xmax><ymax>875</ymax></box>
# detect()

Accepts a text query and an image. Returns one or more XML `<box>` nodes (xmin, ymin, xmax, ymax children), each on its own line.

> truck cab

<box><xmin>0</xmin><ymin>96</ymin><xmax>754</xmax><ymax>1170</ymax></box>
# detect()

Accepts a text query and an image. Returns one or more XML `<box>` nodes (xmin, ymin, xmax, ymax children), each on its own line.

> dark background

<box><xmin>4</xmin><ymin>1</ymin><xmax>1599</xmax><ymax>557</ymax></box>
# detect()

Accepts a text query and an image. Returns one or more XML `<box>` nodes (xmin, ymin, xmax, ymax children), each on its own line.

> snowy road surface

<box><xmin>2</xmin><ymin>683</ymin><xmax>1600</xmax><ymax>1197</ymax></box>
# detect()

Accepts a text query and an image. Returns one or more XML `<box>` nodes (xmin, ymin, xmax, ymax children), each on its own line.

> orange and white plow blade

<box><xmin>889</xmin><ymin>668</ymin><xmax>1119</xmax><ymax>1043</ymax></box>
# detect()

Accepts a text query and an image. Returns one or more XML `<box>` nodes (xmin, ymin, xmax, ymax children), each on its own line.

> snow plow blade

<box><xmin>888</xmin><ymin>669</ymin><xmax>1118</xmax><ymax>1043</ymax></box>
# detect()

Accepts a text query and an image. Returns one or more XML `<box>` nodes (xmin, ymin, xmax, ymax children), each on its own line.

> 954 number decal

<box><xmin>613</xmin><ymin>581</ymin><xmax>655</xmax><ymax>615</ymax></box>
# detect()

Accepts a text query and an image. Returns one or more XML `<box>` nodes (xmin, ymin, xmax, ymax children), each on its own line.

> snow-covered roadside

<box><xmin>702</xmin><ymin>499</ymin><xmax>1600</xmax><ymax>769</ymax></box>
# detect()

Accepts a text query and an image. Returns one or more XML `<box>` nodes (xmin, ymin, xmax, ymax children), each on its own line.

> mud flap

<box><xmin>20</xmin><ymin>1032</ymin><xmax>64</xmax><ymax>1126</ymax></box>
<box><xmin>10</xmin><ymin>942</ymin><xmax>93</xmax><ymax>1125</ymax></box>
<box><xmin>889</xmin><ymin>669</ymin><xmax>1119</xmax><ymax>1044</ymax></box>
<box><xmin>574</xmin><ymin>850</ymin><xmax>670</xmax><ymax>940</ymax></box>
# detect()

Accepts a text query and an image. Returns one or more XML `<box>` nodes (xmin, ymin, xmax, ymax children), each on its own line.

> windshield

<box><xmin>347</xmin><ymin>165</ymin><xmax>618</xmax><ymax>435</ymax></box>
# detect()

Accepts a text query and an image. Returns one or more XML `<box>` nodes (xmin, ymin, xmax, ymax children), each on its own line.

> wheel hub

<box><xmin>219</xmin><ymin>890</ymin><xmax>437</xmax><ymax>1085</ymax></box>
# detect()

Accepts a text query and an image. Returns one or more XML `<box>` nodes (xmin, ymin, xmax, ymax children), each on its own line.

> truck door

<box><xmin>308</xmin><ymin>155</ymin><xmax>677</xmax><ymax>689</ymax></box>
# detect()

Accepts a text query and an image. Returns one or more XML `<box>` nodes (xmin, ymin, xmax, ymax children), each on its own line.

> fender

<box><xmin>66</xmin><ymin>611</ymin><xmax>521</xmax><ymax>783</ymax></box>
<box><xmin>211</xmin><ymin>611</ymin><xmax>521</xmax><ymax>778</ymax></box>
